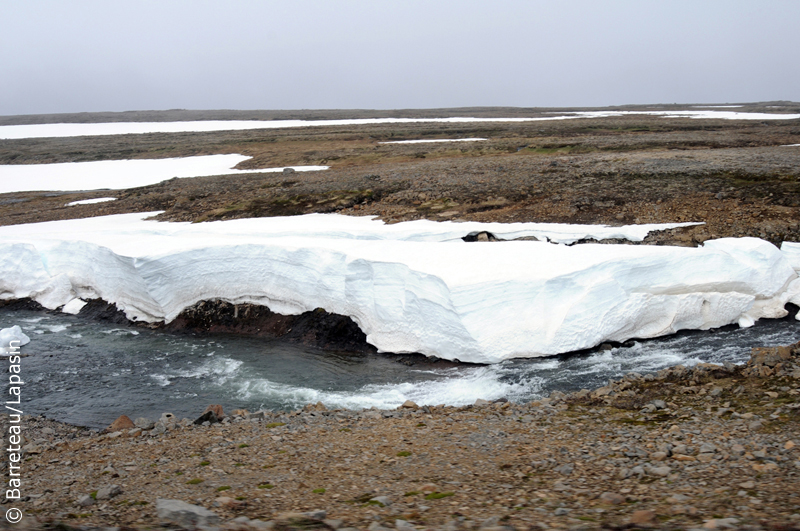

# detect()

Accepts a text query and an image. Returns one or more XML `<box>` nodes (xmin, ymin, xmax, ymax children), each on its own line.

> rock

<box><xmin>749</xmin><ymin>345</ymin><xmax>793</xmax><ymax>368</ymax></box>
<box><xmin>303</xmin><ymin>510</ymin><xmax>327</xmax><ymax>520</ymax></box>
<box><xmin>231</xmin><ymin>408</ymin><xmax>249</xmax><ymax>417</ymax></box>
<box><xmin>134</xmin><ymin>417</ymin><xmax>154</xmax><ymax>430</ymax></box>
<box><xmin>370</xmin><ymin>496</ymin><xmax>392</xmax><ymax>506</ymax></box>
<box><xmin>194</xmin><ymin>411</ymin><xmax>221</xmax><ymax>425</ymax></box>
<box><xmin>554</xmin><ymin>507</ymin><xmax>571</xmax><ymax>516</ymax></box>
<box><xmin>652</xmin><ymin>399</ymin><xmax>667</xmax><ymax>409</ymax></box>
<box><xmin>21</xmin><ymin>443</ymin><xmax>41</xmax><ymax>454</ymax></box>
<box><xmin>104</xmin><ymin>415</ymin><xmax>135</xmax><ymax>433</ymax></box>
<box><xmin>474</xmin><ymin>398</ymin><xmax>490</xmax><ymax>406</ymax></box>
<box><xmin>629</xmin><ymin>510</ymin><xmax>656</xmax><ymax>525</ymax></box>
<box><xmin>77</xmin><ymin>494</ymin><xmax>94</xmax><ymax>507</ymax></box>
<box><xmin>203</xmin><ymin>405</ymin><xmax>224</xmax><ymax>419</ymax></box>
<box><xmin>151</xmin><ymin>423</ymin><xmax>166</xmax><ymax>435</ymax></box>
<box><xmin>462</xmin><ymin>231</ymin><xmax>500</xmax><ymax>242</ymax></box>
<box><xmin>648</xmin><ymin>465</ymin><xmax>671</xmax><ymax>477</ymax></box>
<box><xmin>214</xmin><ymin>496</ymin><xmax>243</xmax><ymax>508</ymax></box>
<box><xmin>282</xmin><ymin>167</ymin><xmax>296</xmax><ymax>173</ymax></box>
<box><xmin>785</xmin><ymin>440</ymin><xmax>796</xmax><ymax>450</ymax></box>
<box><xmin>650</xmin><ymin>451</ymin><xmax>668</xmax><ymax>461</ymax></box>
<box><xmin>367</xmin><ymin>523</ymin><xmax>392</xmax><ymax>531</ymax></box>
<box><xmin>554</xmin><ymin>463</ymin><xmax>574</xmax><ymax>475</ymax></box>
<box><xmin>156</xmin><ymin>499</ymin><xmax>220</xmax><ymax>529</ymax></box>
<box><xmin>420</xmin><ymin>483</ymin><xmax>439</xmax><ymax>493</ymax></box>
<box><xmin>401</xmin><ymin>400</ymin><xmax>419</xmax><ymax>409</ymax></box>
<box><xmin>395</xmin><ymin>520</ymin><xmax>416</xmax><ymax>531</ymax></box>
<box><xmin>699</xmin><ymin>442</ymin><xmax>717</xmax><ymax>454</ymax></box>
<box><xmin>599</xmin><ymin>492</ymin><xmax>626</xmax><ymax>505</ymax></box>
<box><xmin>703</xmin><ymin>518</ymin><xmax>739</xmax><ymax>529</ymax></box>
<box><xmin>95</xmin><ymin>485</ymin><xmax>122</xmax><ymax>500</ymax></box>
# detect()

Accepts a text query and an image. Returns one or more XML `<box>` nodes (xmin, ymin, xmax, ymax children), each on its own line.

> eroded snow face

<box><xmin>0</xmin><ymin>213</ymin><xmax>797</xmax><ymax>364</ymax></box>
<box><xmin>0</xmin><ymin>155</ymin><xmax>328</xmax><ymax>193</ymax></box>
<box><xmin>2</xmin><ymin>110</ymin><xmax>800</xmax><ymax>140</ymax></box>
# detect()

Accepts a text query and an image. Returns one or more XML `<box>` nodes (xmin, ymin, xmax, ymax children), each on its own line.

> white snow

<box><xmin>1</xmin><ymin>212</ymin><xmax>798</xmax><ymax>363</ymax></box>
<box><xmin>379</xmin><ymin>138</ymin><xmax>487</xmax><ymax>144</ymax></box>
<box><xmin>554</xmin><ymin>110</ymin><xmax>800</xmax><ymax>121</ymax></box>
<box><xmin>781</xmin><ymin>242</ymin><xmax>800</xmax><ymax>272</ymax></box>
<box><xmin>782</xmin><ymin>144</ymin><xmax>800</xmax><ymax>147</ymax></box>
<box><xmin>65</xmin><ymin>197</ymin><xmax>117</xmax><ymax>206</ymax></box>
<box><xmin>0</xmin><ymin>325</ymin><xmax>30</xmax><ymax>353</ymax></box>
<box><xmin>0</xmin><ymin>155</ymin><xmax>328</xmax><ymax>194</ymax></box>
<box><xmin>61</xmin><ymin>298</ymin><xmax>87</xmax><ymax>314</ymax></box>
<box><xmin>2</xmin><ymin>111</ymin><xmax>799</xmax><ymax>140</ymax></box>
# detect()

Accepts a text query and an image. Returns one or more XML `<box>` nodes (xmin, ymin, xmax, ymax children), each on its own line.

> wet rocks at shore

<box><xmin>4</xmin><ymin>341</ymin><xmax>800</xmax><ymax>530</ymax></box>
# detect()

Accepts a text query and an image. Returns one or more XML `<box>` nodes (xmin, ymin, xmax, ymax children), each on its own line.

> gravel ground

<box><xmin>4</xmin><ymin>343</ymin><xmax>800</xmax><ymax>531</ymax></box>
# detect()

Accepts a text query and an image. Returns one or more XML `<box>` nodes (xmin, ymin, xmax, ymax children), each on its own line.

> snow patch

<box><xmin>379</xmin><ymin>138</ymin><xmax>487</xmax><ymax>144</ymax></box>
<box><xmin>61</xmin><ymin>298</ymin><xmax>87</xmax><ymax>314</ymax></box>
<box><xmin>65</xmin><ymin>197</ymin><xmax>117</xmax><ymax>206</ymax></box>
<box><xmin>0</xmin><ymin>213</ymin><xmax>797</xmax><ymax>363</ymax></box>
<box><xmin>2</xmin><ymin>111</ymin><xmax>799</xmax><ymax>140</ymax></box>
<box><xmin>0</xmin><ymin>325</ymin><xmax>30</xmax><ymax>353</ymax></box>
<box><xmin>0</xmin><ymin>155</ymin><xmax>328</xmax><ymax>194</ymax></box>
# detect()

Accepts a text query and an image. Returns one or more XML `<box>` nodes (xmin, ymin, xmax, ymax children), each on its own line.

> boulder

<box><xmin>95</xmin><ymin>485</ymin><xmax>122</xmax><ymax>500</ymax></box>
<box><xmin>105</xmin><ymin>415</ymin><xmax>135</xmax><ymax>433</ymax></box>
<box><xmin>156</xmin><ymin>499</ymin><xmax>220</xmax><ymax>529</ymax></box>
<box><xmin>194</xmin><ymin>410</ymin><xmax>220</xmax><ymax>425</ymax></box>
<box><xmin>202</xmin><ymin>405</ymin><xmax>224</xmax><ymax>419</ymax></box>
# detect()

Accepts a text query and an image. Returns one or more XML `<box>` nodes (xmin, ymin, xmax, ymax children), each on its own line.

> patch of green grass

<box><xmin>339</xmin><ymin>428</ymin><xmax>351</xmax><ymax>432</ymax></box>
<box><xmin>312</xmin><ymin>488</ymin><xmax>326</xmax><ymax>494</ymax></box>
<box><xmin>265</xmin><ymin>422</ymin><xmax>286</xmax><ymax>429</ymax></box>
<box><xmin>217</xmin><ymin>486</ymin><xmax>231</xmax><ymax>492</ymax></box>
<box><xmin>89</xmin><ymin>491</ymin><xmax>98</xmax><ymax>499</ymax></box>
<box><xmin>175</xmin><ymin>471</ymin><xmax>183</xmax><ymax>475</ymax></box>
<box><xmin>262</xmin><ymin>464</ymin><xmax>275</xmax><ymax>469</ymax></box>
<box><xmin>235</xmin><ymin>496</ymin><xmax>247</xmax><ymax>501</ymax></box>
<box><xmin>257</xmin><ymin>483</ymin><xmax>274</xmax><ymax>489</ymax></box>
<box><xmin>362</xmin><ymin>500</ymin><xmax>385</xmax><ymax>507</ymax></box>
<box><xmin>101</xmin><ymin>470</ymin><xmax>110</xmax><ymax>475</ymax></box>
<box><xmin>404</xmin><ymin>491</ymin><xmax>421</xmax><ymax>497</ymax></box>
<box><xmin>130</xmin><ymin>501</ymin><xmax>149</xmax><ymax>506</ymax></box>
<box><xmin>199</xmin><ymin>461</ymin><xmax>210</xmax><ymax>466</ymax></box>
<box><xmin>577</xmin><ymin>516</ymin><xmax>597</xmax><ymax>522</ymax></box>
<box><xmin>239</xmin><ymin>443</ymin><xmax>250</xmax><ymax>448</ymax></box>
<box><xmin>424</xmin><ymin>492</ymin><xmax>454</xmax><ymax>500</ymax></box>
<box><xmin>186</xmin><ymin>479</ymin><xmax>204</xmax><ymax>485</ymax></box>
<box><xmin>234</xmin><ymin>463</ymin><xmax>245</xmax><ymax>467</ymax></box>
<box><xmin>416</xmin><ymin>423</ymin><xmax>426</xmax><ymax>427</ymax></box>
<box><xmin>396</xmin><ymin>451</ymin><xmax>412</xmax><ymax>457</ymax></box>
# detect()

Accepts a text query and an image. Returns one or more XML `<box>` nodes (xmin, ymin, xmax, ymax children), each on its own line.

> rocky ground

<box><xmin>3</xmin><ymin>343</ymin><xmax>800</xmax><ymax>531</ymax></box>
<box><xmin>2</xmin><ymin>107</ymin><xmax>800</xmax><ymax>247</ymax></box>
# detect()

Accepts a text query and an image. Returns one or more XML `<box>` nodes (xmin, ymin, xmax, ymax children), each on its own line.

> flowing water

<box><xmin>2</xmin><ymin>307</ymin><xmax>798</xmax><ymax>429</ymax></box>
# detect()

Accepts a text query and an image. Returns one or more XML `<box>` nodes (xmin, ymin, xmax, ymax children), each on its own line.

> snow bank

<box><xmin>782</xmin><ymin>242</ymin><xmax>800</xmax><ymax>272</ymax></box>
<box><xmin>65</xmin><ymin>197</ymin><xmax>117</xmax><ymax>206</ymax></box>
<box><xmin>0</xmin><ymin>155</ymin><xmax>328</xmax><ymax>194</ymax></box>
<box><xmin>1</xmin><ymin>213</ymin><xmax>797</xmax><ymax>363</ymax></box>
<box><xmin>0</xmin><ymin>326</ymin><xmax>30</xmax><ymax>353</ymax></box>
<box><xmin>379</xmin><ymin>138</ymin><xmax>487</xmax><ymax>144</ymax></box>
<box><xmin>2</xmin><ymin>111</ymin><xmax>799</xmax><ymax>140</ymax></box>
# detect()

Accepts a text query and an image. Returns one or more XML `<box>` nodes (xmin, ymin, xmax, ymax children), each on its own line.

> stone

<box><xmin>474</xmin><ymin>398</ymin><xmax>490</xmax><ymax>406</ymax></box>
<box><xmin>401</xmin><ymin>400</ymin><xmax>419</xmax><ymax>409</ymax></box>
<box><xmin>202</xmin><ymin>405</ymin><xmax>224</xmax><ymax>419</ymax></box>
<box><xmin>648</xmin><ymin>465</ymin><xmax>671</xmax><ymax>477</ymax></box>
<box><xmin>367</xmin><ymin>523</ymin><xmax>392</xmax><ymax>531</ymax></box>
<box><xmin>151</xmin><ymin>423</ymin><xmax>166</xmax><ymax>435</ymax></box>
<box><xmin>629</xmin><ymin>510</ymin><xmax>656</xmax><ymax>525</ymax></box>
<box><xmin>420</xmin><ymin>483</ymin><xmax>439</xmax><ymax>493</ymax></box>
<box><xmin>77</xmin><ymin>494</ymin><xmax>94</xmax><ymax>507</ymax></box>
<box><xmin>195</xmin><ymin>410</ymin><xmax>221</xmax><ymax>425</ymax></box>
<box><xmin>652</xmin><ymin>399</ymin><xmax>667</xmax><ymax>409</ymax></box>
<box><xmin>231</xmin><ymin>408</ymin><xmax>249</xmax><ymax>417</ymax></box>
<box><xmin>650</xmin><ymin>451</ymin><xmax>668</xmax><ymax>461</ymax></box>
<box><xmin>95</xmin><ymin>485</ymin><xmax>122</xmax><ymax>500</ymax></box>
<box><xmin>156</xmin><ymin>499</ymin><xmax>220</xmax><ymax>529</ymax></box>
<box><xmin>160</xmin><ymin>412</ymin><xmax>176</xmax><ymax>424</ymax></box>
<box><xmin>105</xmin><ymin>415</ymin><xmax>135</xmax><ymax>433</ymax></box>
<box><xmin>370</xmin><ymin>496</ymin><xmax>392</xmax><ymax>506</ymax></box>
<box><xmin>395</xmin><ymin>520</ymin><xmax>416</xmax><ymax>531</ymax></box>
<box><xmin>785</xmin><ymin>441</ymin><xmax>796</xmax><ymax>450</ymax></box>
<box><xmin>554</xmin><ymin>507</ymin><xmax>571</xmax><ymax>516</ymax></box>
<box><xmin>699</xmin><ymin>442</ymin><xmax>717</xmax><ymax>454</ymax></box>
<box><xmin>554</xmin><ymin>463</ymin><xmax>574</xmax><ymax>475</ymax></box>
<box><xmin>599</xmin><ymin>492</ymin><xmax>626</xmax><ymax>505</ymax></box>
<box><xmin>134</xmin><ymin>417</ymin><xmax>154</xmax><ymax>429</ymax></box>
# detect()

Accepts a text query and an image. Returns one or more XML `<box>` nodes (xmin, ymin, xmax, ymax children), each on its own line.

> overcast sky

<box><xmin>2</xmin><ymin>0</ymin><xmax>799</xmax><ymax>115</ymax></box>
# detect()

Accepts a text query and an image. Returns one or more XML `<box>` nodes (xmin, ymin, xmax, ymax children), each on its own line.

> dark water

<box><xmin>2</xmin><ymin>307</ymin><xmax>798</xmax><ymax>429</ymax></box>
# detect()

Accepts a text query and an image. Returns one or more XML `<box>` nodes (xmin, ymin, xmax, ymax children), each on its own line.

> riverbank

<box><xmin>4</xmin><ymin>341</ymin><xmax>800</xmax><ymax>531</ymax></box>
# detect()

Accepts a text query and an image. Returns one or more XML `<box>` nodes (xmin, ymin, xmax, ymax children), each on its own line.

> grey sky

<box><xmin>2</xmin><ymin>0</ymin><xmax>799</xmax><ymax>115</ymax></box>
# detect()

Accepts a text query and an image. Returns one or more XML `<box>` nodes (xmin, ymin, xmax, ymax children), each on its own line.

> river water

<box><xmin>2</xmin><ymin>306</ymin><xmax>798</xmax><ymax>429</ymax></box>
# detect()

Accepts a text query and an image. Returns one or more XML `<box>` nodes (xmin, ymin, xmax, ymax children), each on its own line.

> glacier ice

<box><xmin>0</xmin><ymin>212</ymin><xmax>798</xmax><ymax>364</ymax></box>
